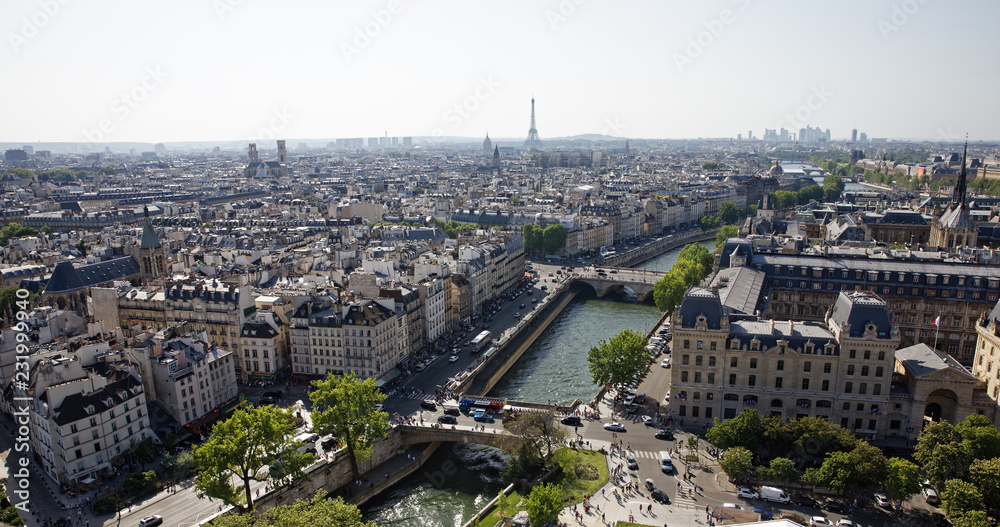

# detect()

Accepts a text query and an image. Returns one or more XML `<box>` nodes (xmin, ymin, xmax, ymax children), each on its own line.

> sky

<box><xmin>3</xmin><ymin>0</ymin><xmax>998</xmax><ymax>144</ymax></box>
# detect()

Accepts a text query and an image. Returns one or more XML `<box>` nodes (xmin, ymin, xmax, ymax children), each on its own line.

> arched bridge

<box><xmin>568</xmin><ymin>267</ymin><xmax>666</xmax><ymax>302</ymax></box>
<box><xmin>396</xmin><ymin>424</ymin><xmax>512</xmax><ymax>449</ymax></box>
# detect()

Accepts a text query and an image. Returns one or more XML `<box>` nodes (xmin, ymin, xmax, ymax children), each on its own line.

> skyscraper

<box><xmin>524</xmin><ymin>97</ymin><xmax>541</xmax><ymax>148</ymax></box>
<box><xmin>851</xmin><ymin>128</ymin><xmax>858</xmax><ymax>143</ymax></box>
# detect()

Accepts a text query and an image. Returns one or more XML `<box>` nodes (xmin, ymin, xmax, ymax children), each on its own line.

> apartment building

<box><xmin>239</xmin><ymin>310</ymin><xmax>289</xmax><ymax>381</ymax></box>
<box><xmin>148</xmin><ymin>335</ymin><xmax>238</xmax><ymax>427</ymax></box>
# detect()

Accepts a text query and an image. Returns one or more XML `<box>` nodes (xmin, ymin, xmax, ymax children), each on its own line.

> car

<box><xmin>624</xmin><ymin>395</ymin><xmax>636</xmax><ymax>405</ymax></box>
<box><xmin>519</xmin><ymin>304</ymin><xmax>525</xmax><ymax>309</ymax></box>
<box><xmin>420</xmin><ymin>399</ymin><xmax>437</xmax><ymax>410</ymax></box>
<box><xmin>641</xmin><ymin>415</ymin><xmax>654</xmax><ymax>426</ymax></box>
<box><xmin>443</xmin><ymin>407</ymin><xmax>460</xmax><ymax>416</ymax></box>
<box><xmin>836</xmin><ymin>520</ymin><xmax>854</xmax><ymax>527</ymax></box>
<box><xmin>795</xmin><ymin>495</ymin><xmax>821</xmax><ymax>508</ymax></box>
<box><xmin>437</xmin><ymin>415</ymin><xmax>458</xmax><ymax>424</ymax></box>
<box><xmin>610</xmin><ymin>269</ymin><xmax>618</xmax><ymax>273</ymax></box>
<box><xmin>664</xmin><ymin>391</ymin><xmax>670</xmax><ymax>400</ymax></box>
<box><xmin>809</xmin><ymin>518</ymin><xmax>832</xmax><ymax>527</ymax></box>
<box><xmin>531</xmin><ymin>298</ymin><xmax>538</xmax><ymax>303</ymax></box>
<box><xmin>548</xmin><ymin>272</ymin><xmax>554</xmax><ymax>276</ymax></box>
<box><xmin>650</xmin><ymin>489</ymin><xmax>670</xmax><ymax>504</ymax></box>
<box><xmin>922</xmin><ymin>486</ymin><xmax>940</xmax><ymax>505</ymax></box>
<box><xmin>654</xmin><ymin>429</ymin><xmax>674</xmax><ymax>440</ymax></box>
<box><xmin>752</xmin><ymin>508</ymin><xmax>773</xmax><ymax>520</ymax></box>
<box><xmin>449</xmin><ymin>355</ymin><xmax>459</xmax><ymax>363</ymax></box>
<box><xmin>823</xmin><ymin>501</ymin><xmax>847</xmax><ymax>514</ymax></box>
<box><xmin>603</xmin><ymin>422</ymin><xmax>626</xmax><ymax>432</ymax></box>
<box><xmin>737</xmin><ymin>488</ymin><xmax>759</xmax><ymax>500</ymax></box>
<box><xmin>626</xmin><ymin>403</ymin><xmax>638</xmax><ymax>414</ymax></box>
<box><xmin>561</xmin><ymin>415</ymin><xmax>582</xmax><ymax>426</ymax></box>
<box><xmin>644</xmin><ymin>478</ymin><xmax>656</xmax><ymax>491</ymax></box>
<box><xmin>540</xmin><ymin>286</ymin><xmax>547</xmax><ymax>291</ymax></box>
<box><xmin>138</xmin><ymin>517</ymin><xmax>164</xmax><ymax>527</ymax></box>
<box><xmin>321</xmin><ymin>436</ymin><xmax>337</xmax><ymax>450</ymax></box>
<box><xmin>473</xmin><ymin>413</ymin><xmax>495</xmax><ymax>423</ymax></box>
<box><xmin>626</xmin><ymin>454</ymin><xmax>637</xmax><ymax>470</ymax></box>
<box><xmin>873</xmin><ymin>493</ymin><xmax>891</xmax><ymax>509</ymax></box>
<box><xmin>722</xmin><ymin>503</ymin><xmax>743</xmax><ymax>510</ymax></box>
<box><xmin>635</xmin><ymin>393</ymin><xmax>646</xmax><ymax>404</ymax></box>
<box><xmin>660</xmin><ymin>357</ymin><xmax>671</xmax><ymax>368</ymax></box>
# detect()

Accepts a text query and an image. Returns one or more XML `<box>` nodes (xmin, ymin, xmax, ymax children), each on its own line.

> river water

<box><xmin>361</xmin><ymin>241</ymin><xmax>710</xmax><ymax>526</ymax></box>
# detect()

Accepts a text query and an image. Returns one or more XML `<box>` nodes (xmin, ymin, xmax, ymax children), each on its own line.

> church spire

<box><xmin>952</xmin><ymin>138</ymin><xmax>968</xmax><ymax>208</ymax></box>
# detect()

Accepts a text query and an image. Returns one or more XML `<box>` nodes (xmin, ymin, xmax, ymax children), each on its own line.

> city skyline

<box><xmin>3</xmin><ymin>0</ymin><xmax>999</xmax><ymax>144</ymax></box>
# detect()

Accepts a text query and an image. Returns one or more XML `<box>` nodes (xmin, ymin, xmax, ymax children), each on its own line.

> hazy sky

<box><xmin>3</xmin><ymin>0</ymin><xmax>997</xmax><ymax>144</ymax></box>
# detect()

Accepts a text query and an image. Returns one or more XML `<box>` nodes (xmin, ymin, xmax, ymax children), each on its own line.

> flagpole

<box><xmin>933</xmin><ymin>316</ymin><xmax>940</xmax><ymax>351</ymax></box>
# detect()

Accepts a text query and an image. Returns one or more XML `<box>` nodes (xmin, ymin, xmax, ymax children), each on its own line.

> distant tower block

<box><xmin>524</xmin><ymin>97</ymin><xmax>541</xmax><ymax>148</ymax></box>
<box><xmin>248</xmin><ymin>143</ymin><xmax>258</xmax><ymax>162</ymax></box>
<box><xmin>277</xmin><ymin>140</ymin><xmax>287</xmax><ymax>163</ymax></box>
<box><xmin>851</xmin><ymin>129</ymin><xmax>858</xmax><ymax>143</ymax></box>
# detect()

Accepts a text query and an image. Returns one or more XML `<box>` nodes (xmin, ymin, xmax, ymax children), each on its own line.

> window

<box><xmin>748</xmin><ymin>375</ymin><xmax>756</xmax><ymax>387</ymax></box>
<box><xmin>775</xmin><ymin>377</ymin><xmax>783</xmax><ymax>389</ymax></box>
<box><xmin>857</xmin><ymin>403</ymin><xmax>864</xmax><ymax>411</ymax></box>
<box><xmin>695</xmin><ymin>372</ymin><xmax>702</xmax><ymax>383</ymax></box>
<box><xmin>681</xmin><ymin>371</ymin><xmax>689</xmax><ymax>382</ymax></box>
<box><xmin>823</xmin><ymin>363</ymin><xmax>831</xmax><ymax>374</ymax></box>
<box><xmin>890</xmin><ymin>420</ymin><xmax>901</xmax><ymax>430</ymax></box>
<box><xmin>710</xmin><ymin>341</ymin><xmax>717</xmax><ymax>350</ymax></box>
<box><xmin>697</xmin><ymin>341</ymin><xmax>703</xmax><ymax>350</ymax></box>
<box><xmin>707</xmin><ymin>373</ymin><xmax>715</xmax><ymax>384</ymax></box>
<box><xmin>847</xmin><ymin>365</ymin><xmax>855</xmax><ymax>375</ymax></box>
<box><xmin>750</xmin><ymin>358</ymin><xmax>758</xmax><ymax>369</ymax></box>
<box><xmin>777</xmin><ymin>360</ymin><xmax>784</xmax><ymax>371</ymax></box>
<box><xmin>843</xmin><ymin>402</ymin><xmax>851</xmax><ymax>411</ymax></box>
<box><xmin>683</xmin><ymin>340</ymin><xmax>690</xmax><ymax>349</ymax></box>
<box><xmin>804</xmin><ymin>361</ymin><xmax>811</xmax><ymax>372</ymax></box>
<box><xmin>801</xmin><ymin>378</ymin><xmax>810</xmax><ymax>390</ymax></box>
<box><xmin>708</xmin><ymin>357</ymin><xmax>716</xmax><ymax>367</ymax></box>
<box><xmin>859</xmin><ymin>383</ymin><xmax>867</xmax><ymax>395</ymax></box>
<box><xmin>849</xmin><ymin>349</ymin><xmax>857</xmax><ymax>359</ymax></box>
<box><xmin>822</xmin><ymin>380</ymin><xmax>830</xmax><ymax>391</ymax></box>
<box><xmin>679</xmin><ymin>406</ymin><xmax>686</xmax><ymax>417</ymax></box>
<box><xmin>682</xmin><ymin>355</ymin><xmax>690</xmax><ymax>366</ymax></box>
<box><xmin>845</xmin><ymin>382</ymin><xmax>853</xmax><ymax>394</ymax></box>
<box><xmin>728</xmin><ymin>374</ymin><xmax>736</xmax><ymax>386</ymax></box>
<box><xmin>861</xmin><ymin>365</ymin><xmax>870</xmax><ymax>376</ymax></box>
<box><xmin>874</xmin><ymin>384</ymin><xmax>881</xmax><ymax>395</ymax></box>
<box><xmin>876</xmin><ymin>366</ymin><xmax>884</xmax><ymax>377</ymax></box>
<box><xmin>864</xmin><ymin>350</ymin><xmax>871</xmax><ymax>360</ymax></box>
<box><xmin>731</xmin><ymin>357</ymin><xmax>738</xmax><ymax>368</ymax></box>
<box><xmin>695</xmin><ymin>356</ymin><xmax>703</xmax><ymax>366</ymax></box>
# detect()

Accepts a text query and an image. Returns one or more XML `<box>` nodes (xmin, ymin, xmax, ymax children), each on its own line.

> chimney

<box><xmin>788</xmin><ymin>320</ymin><xmax>794</xmax><ymax>333</ymax></box>
<box><xmin>711</xmin><ymin>284</ymin><xmax>719</xmax><ymax>294</ymax></box>
<box><xmin>769</xmin><ymin>319</ymin><xmax>775</xmax><ymax>333</ymax></box>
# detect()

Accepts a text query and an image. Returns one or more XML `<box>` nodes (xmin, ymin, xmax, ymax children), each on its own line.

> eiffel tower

<box><xmin>524</xmin><ymin>97</ymin><xmax>541</xmax><ymax>148</ymax></box>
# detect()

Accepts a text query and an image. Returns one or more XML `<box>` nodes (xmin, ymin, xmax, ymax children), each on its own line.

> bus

<box><xmin>470</xmin><ymin>330</ymin><xmax>491</xmax><ymax>353</ymax></box>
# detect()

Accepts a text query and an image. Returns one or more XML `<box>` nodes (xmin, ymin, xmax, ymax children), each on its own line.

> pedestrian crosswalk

<box><xmin>389</xmin><ymin>392</ymin><xmax>433</xmax><ymax>400</ymax></box>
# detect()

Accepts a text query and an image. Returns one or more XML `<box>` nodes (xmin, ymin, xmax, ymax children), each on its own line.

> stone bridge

<box><xmin>569</xmin><ymin>268</ymin><xmax>666</xmax><ymax>302</ymax></box>
<box><xmin>395</xmin><ymin>424</ymin><xmax>513</xmax><ymax>449</ymax></box>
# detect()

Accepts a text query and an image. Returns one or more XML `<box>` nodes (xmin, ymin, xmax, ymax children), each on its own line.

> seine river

<box><xmin>361</xmin><ymin>240</ymin><xmax>712</xmax><ymax>526</ymax></box>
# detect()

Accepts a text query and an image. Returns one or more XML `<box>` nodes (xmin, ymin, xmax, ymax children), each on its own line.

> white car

<box><xmin>736</xmin><ymin>488</ymin><xmax>759</xmax><ymax>500</ymax></box>
<box><xmin>448</xmin><ymin>355</ymin><xmax>459</xmax><ymax>363</ymax></box>
<box><xmin>660</xmin><ymin>357</ymin><xmax>670</xmax><ymax>368</ymax></box>
<box><xmin>603</xmin><ymin>422</ymin><xmax>626</xmax><ymax>432</ymax></box>
<box><xmin>836</xmin><ymin>520</ymin><xmax>854</xmax><ymax>527</ymax></box>
<box><xmin>809</xmin><ymin>518</ymin><xmax>832</xmax><ymax>527</ymax></box>
<box><xmin>641</xmin><ymin>415</ymin><xmax>654</xmax><ymax>426</ymax></box>
<box><xmin>873</xmin><ymin>493</ymin><xmax>890</xmax><ymax>509</ymax></box>
<box><xmin>722</xmin><ymin>503</ymin><xmax>743</xmax><ymax>510</ymax></box>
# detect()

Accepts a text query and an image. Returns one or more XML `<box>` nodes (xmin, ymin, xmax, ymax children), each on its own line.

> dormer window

<box><xmin>84</xmin><ymin>405</ymin><xmax>95</xmax><ymax>415</ymax></box>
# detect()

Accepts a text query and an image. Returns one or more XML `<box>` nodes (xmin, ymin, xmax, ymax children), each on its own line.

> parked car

<box><xmin>650</xmin><ymin>489</ymin><xmax>670</xmax><ymax>503</ymax></box>
<box><xmin>737</xmin><ymin>488</ymin><xmax>759</xmax><ymax>500</ymax></box>
<box><xmin>626</xmin><ymin>403</ymin><xmax>638</xmax><ymax>414</ymax></box>
<box><xmin>473</xmin><ymin>413</ymin><xmax>495</xmax><ymax>423</ymax></box>
<box><xmin>660</xmin><ymin>357</ymin><xmax>671</xmax><ymax>368</ymax></box>
<box><xmin>634</xmin><ymin>393</ymin><xmax>646</xmax><ymax>404</ymax></box>
<box><xmin>836</xmin><ymin>520</ymin><xmax>854</xmax><ymax>527</ymax></box>
<box><xmin>823</xmin><ymin>501</ymin><xmax>847</xmax><ymax>514</ymax></box>
<box><xmin>722</xmin><ymin>503</ymin><xmax>743</xmax><ymax>510</ymax></box>
<box><xmin>443</xmin><ymin>407</ymin><xmax>460</xmax><ymax>416</ymax></box>
<box><xmin>922</xmin><ymin>486</ymin><xmax>940</xmax><ymax>505</ymax></box>
<box><xmin>603</xmin><ymin>422</ymin><xmax>626</xmax><ymax>432</ymax></box>
<box><xmin>561</xmin><ymin>415</ymin><xmax>581</xmax><ymax>426</ymax></box>
<box><xmin>795</xmin><ymin>495</ymin><xmax>821</xmax><ymax>508</ymax></box>
<box><xmin>809</xmin><ymin>518</ymin><xmax>832</xmax><ymax>527</ymax></box>
<box><xmin>437</xmin><ymin>415</ymin><xmax>458</xmax><ymax>424</ymax></box>
<box><xmin>873</xmin><ymin>493</ymin><xmax>891</xmax><ymax>509</ymax></box>
<box><xmin>752</xmin><ymin>508</ymin><xmax>773</xmax><ymax>520</ymax></box>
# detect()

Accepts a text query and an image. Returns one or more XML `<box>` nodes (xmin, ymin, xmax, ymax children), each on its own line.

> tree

<box><xmin>916</xmin><ymin>421</ymin><xmax>968</xmax><ymax>488</ymax></box>
<box><xmin>678</xmin><ymin>243</ymin><xmax>714</xmax><ymax>276</ymax></box>
<box><xmin>652</xmin><ymin>270</ymin><xmax>688</xmax><ymax>314</ymax></box>
<box><xmin>703</xmin><ymin>162</ymin><xmax>719</xmax><ymax>170</ymax></box>
<box><xmin>522</xmin><ymin>224</ymin><xmax>543</xmax><ymax>254</ymax></box>
<box><xmin>845</xmin><ymin>441</ymin><xmax>889</xmax><ymax>490</ymax></box>
<box><xmin>823</xmin><ymin>175</ymin><xmax>846</xmax><ymax>201</ymax></box>
<box><xmin>718</xmin><ymin>201</ymin><xmax>739</xmax><ymax>225</ymax></box>
<box><xmin>495</xmin><ymin>489</ymin><xmax>515</xmax><ymax>520</ymax></box>
<box><xmin>762</xmin><ymin>457</ymin><xmax>798</xmax><ymax>486</ymax></box>
<box><xmin>4</xmin><ymin>167</ymin><xmax>34</xmax><ymax>180</ymax></box>
<box><xmin>884</xmin><ymin>457</ymin><xmax>921</xmax><ymax>503</ymax></box>
<box><xmin>586</xmin><ymin>329</ymin><xmax>650</xmax><ymax>391</ymax></box>
<box><xmin>803</xmin><ymin>451</ymin><xmax>853</xmax><ymax>493</ymax></box>
<box><xmin>716</xmin><ymin>225</ymin><xmax>739</xmax><ymax>251</ymax></box>
<box><xmin>76</xmin><ymin>239</ymin><xmax>88</xmax><ymax>257</ymax></box>
<box><xmin>706</xmin><ymin>410</ymin><xmax>764</xmax><ymax>453</ymax></box>
<box><xmin>942</xmin><ymin>479</ymin><xmax>984</xmax><ymax>519</ymax></box>
<box><xmin>968</xmin><ymin>457</ymin><xmax>1000</xmax><ymax>516</ymax></box>
<box><xmin>505</xmin><ymin>410</ymin><xmax>568</xmax><ymax>460</ymax></box>
<box><xmin>309</xmin><ymin>373</ymin><xmax>389</xmax><ymax>478</ymax></box>
<box><xmin>193</xmin><ymin>406</ymin><xmax>312</xmax><ymax>510</ymax></box>
<box><xmin>0</xmin><ymin>223</ymin><xmax>38</xmax><ymax>246</ymax></box>
<box><xmin>698</xmin><ymin>215</ymin><xmax>720</xmax><ymax>231</ymax></box>
<box><xmin>787</xmin><ymin>417</ymin><xmax>857</xmax><ymax>465</ymax></box>
<box><xmin>525</xmin><ymin>483</ymin><xmax>563</xmax><ymax>526</ymax></box>
<box><xmin>687</xmin><ymin>436</ymin><xmax>699</xmax><ymax>454</ymax></box>
<box><xmin>719</xmin><ymin>446</ymin><xmax>755</xmax><ymax>483</ymax></box>
<box><xmin>211</xmin><ymin>491</ymin><xmax>378</xmax><ymax>527</ymax></box>
<box><xmin>950</xmin><ymin>510</ymin><xmax>991</xmax><ymax>527</ymax></box>
<box><xmin>39</xmin><ymin>225</ymin><xmax>51</xmax><ymax>234</ymax></box>
<box><xmin>542</xmin><ymin>224</ymin><xmax>567</xmax><ymax>254</ymax></box>
<box><xmin>956</xmin><ymin>414</ymin><xmax>1000</xmax><ymax>463</ymax></box>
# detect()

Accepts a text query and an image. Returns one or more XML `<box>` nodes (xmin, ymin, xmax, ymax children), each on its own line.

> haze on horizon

<box><xmin>3</xmin><ymin>0</ymin><xmax>998</xmax><ymax>144</ymax></box>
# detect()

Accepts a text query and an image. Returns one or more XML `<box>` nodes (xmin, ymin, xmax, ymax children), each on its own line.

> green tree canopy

<box><xmin>525</xmin><ymin>482</ymin><xmax>563</xmax><ymax>526</ymax></box>
<box><xmin>707</xmin><ymin>410</ymin><xmax>764</xmax><ymax>453</ymax></box>
<box><xmin>787</xmin><ymin>417</ymin><xmax>858</xmax><ymax>464</ymax></box>
<box><xmin>652</xmin><ymin>270</ymin><xmax>688</xmax><ymax>314</ymax></box>
<box><xmin>522</xmin><ymin>224</ymin><xmax>543</xmax><ymax>253</ymax></box>
<box><xmin>4</xmin><ymin>167</ymin><xmax>35</xmax><ymax>180</ymax></box>
<box><xmin>760</xmin><ymin>457</ymin><xmax>798</xmax><ymax>486</ymax></box>
<box><xmin>716</xmin><ymin>225</ymin><xmax>739</xmax><ymax>251</ymax></box>
<box><xmin>0</xmin><ymin>223</ymin><xmax>39</xmax><ymax>246</ymax></box>
<box><xmin>968</xmin><ymin>457</ymin><xmax>1000</xmax><ymax>517</ymax></box>
<box><xmin>942</xmin><ymin>479</ymin><xmax>985</xmax><ymax>520</ymax></box>
<box><xmin>884</xmin><ymin>457</ymin><xmax>922</xmax><ymax>503</ymax></box>
<box><xmin>542</xmin><ymin>223</ymin><xmax>567</xmax><ymax>254</ymax></box>
<box><xmin>309</xmin><ymin>373</ymin><xmax>389</xmax><ymax>478</ymax></box>
<box><xmin>505</xmin><ymin>410</ymin><xmax>568</xmax><ymax>460</ymax></box>
<box><xmin>698</xmin><ymin>215</ymin><xmax>721</xmax><ymax>231</ymax></box>
<box><xmin>703</xmin><ymin>162</ymin><xmax>719</xmax><ymax>170</ymax></box>
<box><xmin>586</xmin><ymin>329</ymin><xmax>650</xmax><ymax>391</ymax></box>
<box><xmin>950</xmin><ymin>510</ymin><xmax>992</xmax><ymax>527</ymax></box>
<box><xmin>193</xmin><ymin>406</ymin><xmax>312</xmax><ymax>510</ymax></box>
<box><xmin>718</xmin><ymin>201</ymin><xmax>739</xmax><ymax>225</ymax></box>
<box><xmin>211</xmin><ymin>491</ymin><xmax>378</xmax><ymax>527</ymax></box>
<box><xmin>823</xmin><ymin>175</ymin><xmax>846</xmax><ymax>201</ymax></box>
<box><xmin>803</xmin><ymin>451</ymin><xmax>853</xmax><ymax>493</ymax></box>
<box><xmin>719</xmin><ymin>446</ymin><xmax>755</xmax><ymax>483</ymax></box>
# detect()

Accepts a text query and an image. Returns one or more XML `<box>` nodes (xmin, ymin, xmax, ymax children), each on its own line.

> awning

<box><xmin>376</xmin><ymin>368</ymin><xmax>401</xmax><ymax>387</ymax></box>
<box><xmin>81</xmin><ymin>477</ymin><xmax>97</xmax><ymax>485</ymax></box>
